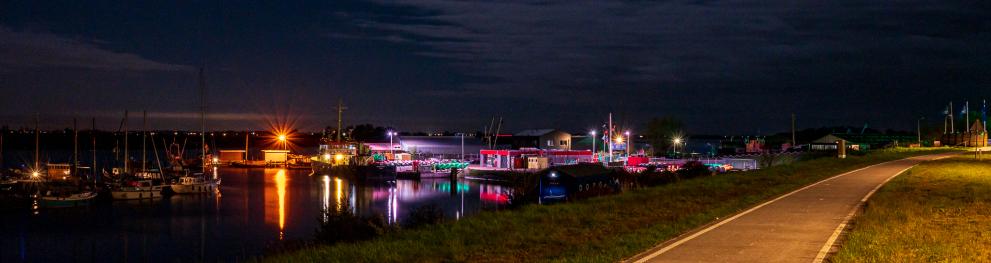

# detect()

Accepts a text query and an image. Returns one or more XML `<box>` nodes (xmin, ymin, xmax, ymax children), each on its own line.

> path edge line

<box><xmin>628</xmin><ymin>158</ymin><xmax>901</xmax><ymax>263</ymax></box>
<box><xmin>811</xmin><ymin>154</ymin><xmax>955</xmax><ymax>263</ymax></box>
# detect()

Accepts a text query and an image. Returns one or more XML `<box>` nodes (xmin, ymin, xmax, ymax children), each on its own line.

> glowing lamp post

<box><xmin>673</xmin><ymin>138</ymin><xmax>682</xmax><ymax>155</ymax></box>
<box><xmin>388</xmin><ymin>131</ymin><xmax>396</xmax><ymax>158</ymax></box>
<box><xmin>277</xmin><ymin>134</ymin><xmax>287</xmax><ymax>151</ymax></box>
<box><xmin>625</xmin><ymin>131</ymin><xmax>631</xmax><ymax>156</ymax></box>
<box><xmin>590</xmin><ymin>130</ymin><xmax>597</xmax><ymax>161</ymax></box>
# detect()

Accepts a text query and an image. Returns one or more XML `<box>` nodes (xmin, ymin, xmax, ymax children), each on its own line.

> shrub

<box><xmin>403</xmin><ymin>204</ymin><xmax>445</xmax><ymax>229</ymax></box>
<box><xmin>678</xmin><ymin>161</ymin><xmax>712</xmax><ymax>179</ymax></box>
<box><xmin>314</xmin><ymin>196</ymin><xmax>391</xmax><ymax>244</ymax></box>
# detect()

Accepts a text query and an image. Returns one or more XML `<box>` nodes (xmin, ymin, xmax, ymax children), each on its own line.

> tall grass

<box><xmin>263</xmin><ymin>148</ymin><xmax>954</xmax><ymax>262</ymax></box>
<box><xmin>831</xmin><ymin>156</ymin><xmax>991</xmax><ymax>262</ymax></box>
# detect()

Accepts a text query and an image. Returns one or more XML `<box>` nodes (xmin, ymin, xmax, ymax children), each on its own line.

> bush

<box><xmin>677</xmin><ymin>161</ymin><xmax>712</xmax><ymax>179</ymax></box>
<box><xmin>636</xmin><ymin>170</ymin><xmax>679</xmax><ymax>187</ymax></box>
<box><xmin>403</xmin><ymin>204</ymin><xmax>445</xmax><ymax>229</ymax></box>
<box><xmin>314</xmin><ymin>196</ymin><xmax>391</xmax><ymax>244</ymax></box>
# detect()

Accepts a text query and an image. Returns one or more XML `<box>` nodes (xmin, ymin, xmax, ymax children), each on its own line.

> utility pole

<box><xmin>950</xmin><ymin>101</ymin><xmax>955</xmax><ymax>133</ymax></box>
<box><xmin>335</xmin><ymin>99</ymin><xmax>348</xmax><ymax>142</ymax></box>
<box><xmin>918</xmin><ymin>117</ymin><xmax>924</xmax><ymax>144</ymax></box>
<box><xmin>492</xmin><ymin>117</ymin><xmax>503</xmax><ymax>149</ymax></box>
<box><xmin>245</xmin><ymin>131</ymin><xmax>250</xmax><ymax>161</ymax></box>
<box><xmin>791</xmin><ymin>113</ymin><xmax>796</xmax><ymax>148</ymax></box>
<box><xmin>966</xmin><ymin>101</ymin><xmax>971</xmax><ymax>133</ymax></box>
<box><xmin>608</xmin><ymin>113</ymin><xmax>613</xmax><ymax>162</ymax></box>
<box><xmin>460</xmin><ymin>132</ymin><xmax>465</xmax><ymax>160</ymax></box>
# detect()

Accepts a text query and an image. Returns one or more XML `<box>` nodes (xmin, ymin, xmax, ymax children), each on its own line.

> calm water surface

<box><xmin>0</xmin><ymin>168</ymin><xmax>512</xmax><ymax>262</ymax></box>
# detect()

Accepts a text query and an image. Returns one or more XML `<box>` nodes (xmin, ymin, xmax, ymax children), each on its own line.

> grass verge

<box><xmin>830</xmin><ymin>156</ymin><xmax>991</xmax><ymax>262</ymax></box>
<box><xmin>265</xmin><ymin>148</ymin><xmax>955</xmax><ymax>262</ymax></box>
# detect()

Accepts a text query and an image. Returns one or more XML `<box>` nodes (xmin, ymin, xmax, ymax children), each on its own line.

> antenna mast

<box><xmin>335</xmin><ymin>99</ymin><xmax>348</xmax><ymax>142</ymax></box>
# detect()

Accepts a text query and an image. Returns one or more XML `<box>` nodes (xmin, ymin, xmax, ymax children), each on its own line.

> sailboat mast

<box><xmin>124</xmin><ymin>110</ymin><xmax>129</xmax><ymax>174</ymax></box>
<box><xmin>92</xmin><ymin>118</ymin><xmax>97</xmax><ymax>183</ymax></box>
<box><xmin>74</xmin><ymin>117</ymin><xmax>78</xmax><ymax>175</ymax></box>
<box><xmin>200</xmin><ymin>67</ymin><xmax>207</xmax><ymax>173</ymax></box>
<box><xmin>142</xmin><ymin>110</ymin><xmax>147</xmax><ymax>172</ymax></box>
<box><xmin>34</xmin><ymin>113</ymin><xmax>39</xmax><ymax>172</ymax></box>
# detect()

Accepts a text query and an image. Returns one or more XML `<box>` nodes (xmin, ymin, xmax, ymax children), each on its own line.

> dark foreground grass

<box><xmin>831</xmin><ymin>157</ymin><xmax>991</xmax><ymax>262</ymax></box>
<box><xmin>265</xmin><ymin>148</ymin><xmax>954</xmax><ymax>262</ymax></box>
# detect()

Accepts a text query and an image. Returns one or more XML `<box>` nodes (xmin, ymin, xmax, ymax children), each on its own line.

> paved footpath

<box><xmin>629</xmin><ymin>152</ymin><xmax>959</xmax><ymax>263</ymax></box>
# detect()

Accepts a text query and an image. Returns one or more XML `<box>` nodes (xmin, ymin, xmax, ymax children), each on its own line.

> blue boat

<box><xmin>538</xmin><ymin>163</ymin><xmax>620</xmax><ymax>204</ymax></box>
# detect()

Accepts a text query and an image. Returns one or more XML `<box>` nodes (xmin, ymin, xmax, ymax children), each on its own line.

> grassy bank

<box><xmin>265</xmin><ymin>148</ymin><xmax>954</xmax><ymax>262</ymax></box>
<box><xmin>831</xmin><ymin>157</ymin><xmax>991</xmax><ymax>262</ymax></box>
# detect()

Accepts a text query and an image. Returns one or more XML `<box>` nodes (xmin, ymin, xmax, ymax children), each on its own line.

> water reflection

<box><xmin>334</xmin><ymin>177</ymin><xmax>343</xmax><ymax>213</ymax></box>
<box><xmin>264</xmin><ymin>169</ymin><xmax>289</xmax><ymax>240</ymax></box>
<box><xmin>1</xmin><ymin>168</ymin><xmax>514</xmax><ymax>262</ymax></box>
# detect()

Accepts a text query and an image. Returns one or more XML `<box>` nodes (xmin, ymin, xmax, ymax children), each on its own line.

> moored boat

<box><xmin>111</xmin><ymin>180</ymin><xmax>164</xmax><ymax>200</ymax></box>
<box><xmin>170</xmin><ymin>176</ymin><xmax>219</xmax><ymax>194</ymax></box>
<box><xmin>39</xmin><ymin>191</ymin><xmax>97</xmax><ymax>208</ymax></box>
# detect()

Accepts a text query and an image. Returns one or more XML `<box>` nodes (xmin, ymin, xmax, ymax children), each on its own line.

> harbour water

<box><xmin>0</xmin><ymin>168</ymin><xmax>513</xmax><ymax>262</ymax></box>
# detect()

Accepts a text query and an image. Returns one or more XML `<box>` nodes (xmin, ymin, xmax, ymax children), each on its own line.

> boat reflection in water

<box><xmin>0</xmin><ymin>167</ymin><xmax>513</xmax><ymax>262</ymax></box>
<box><xmin>307</xmin><ymin>171</ymin><xmax>513</xmax><ymax>226</ymax></box>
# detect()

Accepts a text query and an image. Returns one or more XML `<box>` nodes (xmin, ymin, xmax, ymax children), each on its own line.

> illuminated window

<box><xmin>547</xmin><ymin>140</ymin><xmax>553</xmax><ymax>146</ymax></box>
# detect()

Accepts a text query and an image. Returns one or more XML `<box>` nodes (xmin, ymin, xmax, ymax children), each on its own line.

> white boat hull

<box><xmin>111</xmin><ymin>190</ymin><xmax>162</xmax><ymax>200</ymax></box>
<box><xmin>40</xmin><ymin>192</ymin><xmax>98</xmax><ymax>207</ymax></box>
<box><xmin>170</xmin><ymin>183</ymin><xmax>216</xmax><ymax>194</ymax></box>
<box><xmin>112</xmin><ymin>186</ymin><xmax>165</xmax><ymax>200</ymax></box>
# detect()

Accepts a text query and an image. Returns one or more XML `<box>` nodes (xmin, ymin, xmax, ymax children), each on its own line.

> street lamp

<box><xmin>625</xmin><ymin>131</ymin><xmax>631</xmax><ymax>156</ymax></box>
<box><xmin>277</xmin><ymin>134</ymin><xmax>287</xmax><ymax>150</ymax></box>
<box><xmin>673</xmin><ymin>138</ymin><xmax>682</xmax><ymax>155</ymax></box>
<box><xmin>388</xmin><ymin>131</ymin><xmax>396</xmax><ymax>158</ymax></box>
<box><xmin>917</xmin><ymin>117</ymin><xmax>925</xmax><ymax>144</ymax></box>
<box><xmin>590</xmin><ymin>130</ymin><xmax>597</xmax><ymax>157</ymax></box>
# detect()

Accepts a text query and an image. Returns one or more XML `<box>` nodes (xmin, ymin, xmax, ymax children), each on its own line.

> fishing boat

<box><xmin>39</xmin><ymin>191</ymin><xmax>97</xmax><ymax>208</ymax></box>
<box><xmin>170</xmin><ymin>176</ymin><xmax>219</xmax><ymax>194</ymax></box>
<box><xmin>111</xmin><ymin>180</ymin><xmax>165</xmax><ymax>200</ymax></box>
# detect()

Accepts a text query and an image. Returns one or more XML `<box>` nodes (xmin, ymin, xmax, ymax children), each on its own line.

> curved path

<box><xmin>629</xmin><ymin>152</ymin><xmax>959</xmax><ymax>263</ymax></box>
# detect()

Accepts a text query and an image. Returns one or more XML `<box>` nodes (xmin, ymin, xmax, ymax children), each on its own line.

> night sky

<box><xmin>1</xmin><ymin>1</ymin><xmax>989</xmax><ymax>134</ymax></box>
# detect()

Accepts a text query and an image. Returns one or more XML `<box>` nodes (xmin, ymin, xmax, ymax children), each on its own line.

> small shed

<box><xmin>218</xmin><ymin>150</ymin><xmax>246</xmax><ymax>164</ymax></box>
<box><xmin>527</xmin><ymin>156</ymin><xmax>549</xmax><ymax>170</ymax></box>
<box><xmin>262</xmin><ymin>150</ymin><xmax>290</xmax><ymax>164</ymax></box>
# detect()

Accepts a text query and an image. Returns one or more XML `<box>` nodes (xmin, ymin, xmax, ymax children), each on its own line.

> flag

<box><xmin>961</xmin><ymin>103</ymin><xmax>969</xmax><ymax>115</ymax></box>
<box><xmin>983</xmin><ymin>100</ymin><xmax>988</xmax><ymax>132</ymax></box>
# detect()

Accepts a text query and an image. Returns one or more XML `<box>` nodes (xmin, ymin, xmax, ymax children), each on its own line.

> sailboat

<box><xmin>111</xmin><ymin>110</ymin><xmax>166</xmax><ymax>200</ymax></box>
<box><xmin>170</xmin><ymin>67</ymin><xmax>220</xmax><ymax>194</ymax></box>
<box><xmin>37</xmin><ymin>117</ymin><xmax>99</xmax><ymax>207</ymax></box>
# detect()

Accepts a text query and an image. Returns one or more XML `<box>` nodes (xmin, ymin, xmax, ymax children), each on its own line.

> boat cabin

<box><xmin>538</xmin><ymin>163</ymin><xmax>620</xmax><ymax>204</ymax></box>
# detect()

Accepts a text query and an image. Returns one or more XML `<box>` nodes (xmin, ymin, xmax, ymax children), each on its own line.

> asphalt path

<box><xmin>629</xmin><ymin>152</ymin><xmax>960</xmax><ymax>263</ymax></box>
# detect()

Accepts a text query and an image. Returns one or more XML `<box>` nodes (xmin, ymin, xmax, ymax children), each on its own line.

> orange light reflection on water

<box><xmin>275</xmin><ymin>169</ymin><xmax>287</xmax><ymax>240</ymax></box>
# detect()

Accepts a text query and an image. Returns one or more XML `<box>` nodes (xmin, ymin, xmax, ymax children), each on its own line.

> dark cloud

<box><xmin>0</xmin><ymin>26</ymin><xmax>193</xmax><ymax>72</ymax></box>
<box><xmin>0</xmin><ymin>1</ymin><xmax>989</xmax><ymax>134</ymax></box>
